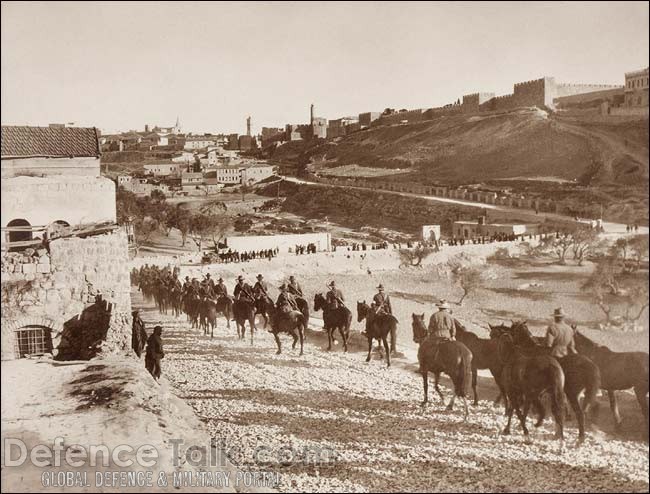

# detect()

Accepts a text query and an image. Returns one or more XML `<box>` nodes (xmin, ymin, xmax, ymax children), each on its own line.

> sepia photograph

<box><xmin>1</xmin><ymin>1</ymin><xmax>648</xmax><ymax>492</ymax></box>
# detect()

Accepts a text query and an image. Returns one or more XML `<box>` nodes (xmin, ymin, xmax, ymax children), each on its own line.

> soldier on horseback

<box><xmin>234</xmin><ymin>275</ymin><xmax>255</xmax><ymax>303</ymax></box>
<box><xmin>215</xmin><ymin>277</ymin><xmax>228</xmax><ymax>299</ymax></box>
<box><xmin>287</xmin><ymin>275</ymin><xmax>303</xmax><ymax>298</ymax></box>
<box><xmin>545</xmin><ymin>307</ymin><xmax>577</xmax><ymax>358</ymax></box>
<box><xmin>253</xmin><ymin>274</ymin><xmax>272</xmax><ymax>304</ymax></box>
<box><xmin>326</xmin><ymin>281</ymin><xmax>345</xmax><ymax>310</ymax></box>
<box><xmin>276</xmin><ymin>283</ymin><xmax>299</xmax><ymax>313</ymax></box>
<box><xmin>372</xmin><ymin>284</ymin><xmax>392</xmax><ymax>316</ymax></box>
<box><xmin>428</xmin><ymin>300</ymin><xmax>456</xmax><ymax>342</ymax></box>
<box><xmin>182</xmin><ymin>276</ymin><xmax>191</xmax><ymax>295</ymax></box>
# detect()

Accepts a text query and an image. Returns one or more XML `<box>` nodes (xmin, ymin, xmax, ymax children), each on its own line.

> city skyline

<box><xmin>1</xmin><ymin>1</ymin><xmax>648</xmax><ymax>135</ymax></box>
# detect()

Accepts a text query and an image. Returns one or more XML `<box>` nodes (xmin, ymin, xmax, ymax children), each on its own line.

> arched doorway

<box><xmin>14</xmin><ymin>325</ymin><xmax>53</xmax><ymax>358</ymax></box>
<box><xmin>6</xmin><ymin>218</ymin><xmax>32</xmax><ymax>243</ymax></box>
<box><xmin>50</xmin><ymin>220</ymin><xmax>70</xmax><ymax>238</ymax></box>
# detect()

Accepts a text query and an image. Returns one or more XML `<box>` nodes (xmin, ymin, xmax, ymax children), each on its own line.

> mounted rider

<box><xmin>214</xmin><ymin>277</ymin><xmax>229</xmax><ymax>299</ymax></box>
<box><xmin>182</xmin><ymin>276</ymin><xmax>192</xmax><ymax>295</ymax></box>
<box><xmin>372</xmin><ymin>284</ymin><xmax>392</xmax><ymax>316</ymax></box>
<box><xmin>287</xmin><ymin>275</ymin><xmax>304</xmax><ymax>298</ymax></box>
<box><xmin>234</xmin><ymin>275</ymin><xmax>255</xmax><ymax>303</ymax></box>
<box><xmin>276</xmin><ymin>283</ymin><xmax>299</xmax><ymax>313</ymax></box>
<box><xmin>427</xmin><ymin>300</ymin><xmax>456</xmax><ymax>342</ymax></box>
<box><xmin>545</xmin><ymin>307</ymin><xmax>577</xmax><ymax>358</ymax></box>
<box><xmin>325</xmin><ymin>281</ymin><xmax>345</xmax><ymax>310</ymax></box>
<box><xmin>253</xmin><ymin>274</ymin><xmax>273</xmax><ymax>304</ymax></box>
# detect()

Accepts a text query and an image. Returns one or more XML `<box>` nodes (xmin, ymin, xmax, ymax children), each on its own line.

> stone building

<box><xmin>1</xmin><ymin>125</ymin><xmax>132</xmax><ymax>361</ymax></box>
<box><xmin>624</xmin><ymin>67</ymin><xmax>649</xmax><ymax>107</ymax></box>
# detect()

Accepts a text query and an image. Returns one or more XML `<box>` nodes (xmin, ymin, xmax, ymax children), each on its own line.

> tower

<box><xmin>174</xmin><ymin>116</ymin><xmax>180</xmax><ymax>134</ymax></box>
<box><xmin>246</xmin><ymin>116</ymin><xmax>251</xmax><ymax>137</ymax></box>
<box><xmin>310</xmin><ymin>104</ymin><xmax>314</xmax><ymax>126</ymax></box>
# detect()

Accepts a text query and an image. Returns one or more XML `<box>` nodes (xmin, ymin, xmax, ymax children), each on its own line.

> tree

<box><xmin>571</xmin><ymin>227</ymin><xmax>600</xmax><ymax>266</ymax></box>
<box><xmin>533</xmin><ymin>233</ymin><xmax>573</xmax><ymax>264</ymax></box>
<box><xmin>150</xmin><ymin>189</ymin><xmax>166</xmax><ymax>204</ymax></box>
<box><xmin>171</xmin><ymin>207</ymin><xmax>192</xmax><ymax>247</ymax></box>
<box><xmin>449</xmin><ymin>265</ymin><xmax>483</xmax><ymax>306</ymax></box>
<box><xmin>610</xmin><ymin>235</ymin><xmax>649</xmax><ymax>274</ymax></box>
<box><xmin>135</xmin><ymin>216</ymin><xmax>159</xmax><ymax>245</ymax></box>
<box><xmin>188</xmin><ymin>213</ymin><xmax>233</xmax><ymax>251</ymax></box>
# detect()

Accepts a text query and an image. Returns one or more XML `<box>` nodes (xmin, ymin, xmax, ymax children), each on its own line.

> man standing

<box><xmin>234</xmin><ymin>275</ymin><xmax>255</xmax><ymax>302</ymax></box>
<box><xmin>372</xmin><ymin>284</ymin><xmax>392</xmax><ymax>315</ymax></box>
<box><xmin>131</xmin><ymin>310</ymin><xmax>147</xmax><ymax>358</ymax></box>
<box><xmin>326</xmin><ymin>281</ymin><xmax>345</xmax><ymax>310</ymax></box>
<box><xmin>427</xmin><ymin>300</ymin><xmax>456</xmax><ymax>341</ymax></box>
<box><xmin>545</xmin><ymin>307</ymin><xmax>577</xmax><ymax>358</ymax></box>
<box><xmin>145</xmin><ymin>326</ymin><xmax>164</xmax><ymax>381</ymax></box>
<box><xmin>287</xmin><ymin>275</ymin><xmax>304</xmax><ymax>298</ymax></box>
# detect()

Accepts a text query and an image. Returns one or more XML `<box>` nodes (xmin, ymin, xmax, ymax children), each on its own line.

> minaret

<box><xmin>310</xmin><ymin>104</ymin><xmax>314</xmax><ymax>126</ymax></box>
<box><xmin>246</xmin><ymin>116</ymin><xmax>251</xmax><ymax>137</ymax></box>
<box><xmin>174</xmin><ymin>116</ymin><xmax>180</xmax><ymax>134</ymax></box>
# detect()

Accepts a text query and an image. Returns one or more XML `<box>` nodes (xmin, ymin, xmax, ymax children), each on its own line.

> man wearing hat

<box><xmin>428</xmin><ymin>300</ymin><xmax>456</xmax><ymax>341</ymax></box>
<box><xmin>145</xmin><ymin>325</ymin><xmax>165</xmax><ymax>381</ymax></box>
<box><xmin>182</xmin><ymin>276</ymin><xmax>191</xmax><ymax>295</ymax></box>
<box><xmin>372</xmin><ymin>284</ymin><xmax>392</xmax><ymax>316</ymax></box>
<box><xmin>326</xmin><ymin>281</ymin><xmax>345</xmax><ymax>310</ymax></box>
<box><xmin>253</xmin><ymin>274</ymin><xmax>272</xmax><ymax>304</ymax></box>
<box><xmin>276</xmin><ymin>283</ymin><xmax>299</xmax><ymax>313</ymax></box>
<box><xmin>214</xmin><ymin>277</ymin><xmax>228</xmax><ymax>299</ymax></box>
<box><xmin>131</xmin><ymin>310</ymin><xmax>147</xmax><ymax>358</ymax></box>
<box><xmin>545</xmin><ymin>307</ymin><xmax>577</xmax><ymax>358</ymax></box>
<box><xmin>287</xmin><ymin>275</ymin><xmax>304</xmax><ymax>298</ymax></box>
<box><xmin>234</xmin><ymin>275</ymin><xmax>254</xmax><ymax>303</ymax></box>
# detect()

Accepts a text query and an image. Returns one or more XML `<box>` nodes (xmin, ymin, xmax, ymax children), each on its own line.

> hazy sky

<box><xmin>2</xmin><ymin>1</ymin><xmax>648</xmax><ymax>134</ymax></box>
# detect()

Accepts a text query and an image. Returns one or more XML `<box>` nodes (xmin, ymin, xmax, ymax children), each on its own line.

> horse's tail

<box><xmin>550</xmin><ymin>360</ymin><xmax>566</xmax><ymax>421</ymax></box>
<box><xmin>459</xmin><ymin>348</ymin><xmax>473</xmax><ymax>398</ymax></box>
<box><xmin>582</xmin><ymin>359</ymin><xmax>602</xmax><ymax>417</ymax></box>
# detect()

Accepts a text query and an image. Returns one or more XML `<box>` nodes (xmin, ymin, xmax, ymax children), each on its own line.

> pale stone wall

<box><xmin>1</xmin><ymin>175</ymin><xmax>116</xmax><ymax>229</ymax></box>
<box><xmin>225</xmin><ymin>232</ymin><xmax>332</xmax><ymax>253</ymax></box>
<box><xmin>1</xmin><ymin>156</ymin><xmax>100</xmax><ymax>178</ymax></box>
<box><xmin>1</xmin><ymin>230</ymin><xmax>132</xmax><ymax>360</ymax></box>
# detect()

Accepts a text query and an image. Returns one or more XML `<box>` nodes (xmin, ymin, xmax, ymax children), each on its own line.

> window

<box><xmin>14</xmin><ymin>326</ymin><xmax>53</xmax><ymax>358</ymax></box>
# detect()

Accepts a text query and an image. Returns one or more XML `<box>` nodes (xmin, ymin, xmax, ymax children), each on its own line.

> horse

<box><xmin>450</xmin><ymin>318</ymin><xmax>507</xmax><ymax>406</ymax></box>
<box><xmin>199</xmin><ymin>296</ymin><xmax>233</xmax><ymax>338</ymax></box>
<box><xmin>357</xmin><ymin>301</ymin><xmax>398</xmax><ymax>367</ymax></box>
<box><xmin>501</xmin><ymin>321</ymin><xmax>601</xmax><ymax>443</ymax></box>
<box><xmin>497</xmin><ymin>333</ymin><xmax>566</xmax><ymax>442</ymax></box>
<box><xmin>314</xmin><ymin>293</ymin><xmax>351</xmax><ymax>352</ymax></box>
<box><xmin>573</xmin><ymin>326</ymin><xmax>648</xmax><ymax>433</ymax></box>
<box><xmin>233</xmin><ymin>298</ymin><xmax>256</xmax><ymax>345</ymax></box>
<box><xmin>411</xmin><ymin>313</ymin><xmax>473</xmax><ymax>419</ymax></box>
<box><xmin>267</xmin><ymin>306</ymin><xmax>306</xmax><ymax>356</ymax></box>
<box><xmin>255</xmin><ymin>296</ymin><xmax>275</xmax><ymax>328</ymax></box>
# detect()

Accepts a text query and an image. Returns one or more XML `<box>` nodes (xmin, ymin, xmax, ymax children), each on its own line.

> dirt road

<box><xmin>135</xmin><ymin>291</ymin><xmax>649</xmax><ymax>493</ymax></box>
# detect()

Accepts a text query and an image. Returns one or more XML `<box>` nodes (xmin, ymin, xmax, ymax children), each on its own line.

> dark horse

<box><xmin>357</xmin><ymin>301</ymin><xmax>398</xmax><ymax>367</ymax></box>
<box><xmin>314</xmin><ymin>293</ymin><xmax>351</xmax><ymax>352</ymax></box>
<box><xmin>498</xmin><ymin>321</ymin><xmax>601</xmax><ymax>443</ymax></box>
<box><xmin>268</xmin><ymin>307</ymin><xmax>306</xmax><ymax>356</ymax></box>
<box><xmin>497</xmin><ymin>333</ymin><xmax>566</xmax><ymax>442</ymax></box>
<box><xmin>257</xmin><ymin>296</ymin><xmax>310</xmax><ymax>330</ymax></box>
<box><xmin>573</xmin><ymin>326</ymin><xmax>648</xmax><ymax>433</ymax></box>
<box><xmin>449</xmin><ymin>318</ymin><xmax>506</xmax><ymax>406</ymax></box>
<box><xmin>199</xmin><ymin>296</ymin><xmax>233</xmax><ymax>338</ymax></box>
<box><xmin>411</xmin><ymin>314</ymin><xmax>473</xmax><ymax>419</ymax></box>
<box><xmin>233</xmin><ymin>298</ymin><xmax>256</xmax><ymax>345</ymax></box>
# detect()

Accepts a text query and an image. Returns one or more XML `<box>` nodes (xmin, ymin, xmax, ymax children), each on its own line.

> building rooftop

<box><xmin>1</xmin><ymin>125</ymin><xmax>100</xmax><ymax>158</ymax></box>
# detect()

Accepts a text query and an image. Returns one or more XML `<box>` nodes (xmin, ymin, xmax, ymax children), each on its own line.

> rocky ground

<box><xmin>135</xmin><ymin>291</ymin><xmax>649</xmax><ymax>493</ymax></box>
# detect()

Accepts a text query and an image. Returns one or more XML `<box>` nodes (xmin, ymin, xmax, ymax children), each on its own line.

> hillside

<box><xmin>271</xmin><ymin>108</ymin><xmax>649</xmax><ymax>187</ymax></box>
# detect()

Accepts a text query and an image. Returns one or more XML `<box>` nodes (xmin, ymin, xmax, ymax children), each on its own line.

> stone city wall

<box><xmin>1</xmin><ymin>230</ymin><xmax>132</xmax><ymax>360</ymax></box>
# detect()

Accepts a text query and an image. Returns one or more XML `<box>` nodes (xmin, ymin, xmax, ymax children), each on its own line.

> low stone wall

<box><xmin>1</xmin><ymin>230</ymin><xmax>132</xmax><ymax>360</ymax></box>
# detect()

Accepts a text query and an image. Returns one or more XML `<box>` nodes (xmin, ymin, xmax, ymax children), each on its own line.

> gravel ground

<box><xmin>137</xmin><ymin>298</ymin><xmax>649</xmax><ymax>493</ymax></box>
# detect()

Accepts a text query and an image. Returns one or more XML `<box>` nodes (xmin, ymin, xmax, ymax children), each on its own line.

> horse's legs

<box><xmin>421</xmin><ymin>369</ymin><xmax>429</xmax><ymax>407</ymax></box>
<box><xmin>633</xmin><ymin>385</ymin><xmax>649</xmax><ymax>433</ymax></box>
<box><xmin>461</xmin><ymin>396</ymin><xmax>469</xmax><ymax>421</ymax></box>
<box><xmin>273</xmin><ymin>332</ymin><xmax>281</xmax><ymax>355</ymax></box>
<box><xmin>567</xmin><ymin>393</ymin><xmax>585</xmax><ymax>443</ymax></box>
<box><xmin>327</xmin><ymin>326</ymin><xmax>333</xmax><ymax>351</ymax></box>
<box><xmin>503</xmin><ymin>398</ymin><xmax>514</xmax><ymax>436</ymax></box>
<box><xmin>533</xmin><ymin>398</ymin><xmax>546</xmax><ymax>427</ymax></box>
<box><xmin>471</xmin><ymin>366</ymin><xmax>479</xmax><ymax>406</ymax></box>
<box><xmin>551</xmin><ymin>392</ymin><xmax>565</xmax><ymax>441</ymax></box>
<box><xmin>447</xmin><ymin>394</ymin><xmax>455</xmax><ymax>411</ymax></box>
<box><xmin>299</xmin><ymin>325</ymin><xmax>304</xmax><ymax>356</ymax></box>
<box><xmin>607</xmin><ymin>389</ymin><xmax>623</xmax><ymax>430</ymax></box>
<box><xmin>365</xmin><ymin>337</ymin><xmax>372</xmax><ymax>363</ymax></box>
<box><xmin>249</xmin><ymin>319</ymin><xmax>255</xmax><ymax>346</ymax></box>
<box><xmin>291</xmin><ymin>331</ymin><xmax>298</xmax><ymax>349</ymax></box>
<box><xmin>390</xmin><ymin>324</ymin><xmax>396</xmax><ymax>354</ymax></box>
<box><xmin>382</xmin><ymin>337</ymin><xmax>390</xmax><ymax>368</ymax></box>
<box><xmin>211</xmin><ymin>320</ymin><xmax>214</xmax><ymax>339</ymax></box>
<box><xmin>518</xmin><ymin>398</ymin><xmax>530</xmax><ymax>439</ymax></box>
<box><xmin>433</xmin><ymin>372</ymin><xmax>445</xmax><ymax>406</ymax></box>
<box><xmin>339</xmin><ymin>326</ymin><xmax>348</xmax><ymax>353</ymax></box>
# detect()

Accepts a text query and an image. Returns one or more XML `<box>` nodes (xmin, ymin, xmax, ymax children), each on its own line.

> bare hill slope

<box><xmin>273</xmin><ymin>109</ymin><xmax>649</xmax><ymax>186</ymax></box>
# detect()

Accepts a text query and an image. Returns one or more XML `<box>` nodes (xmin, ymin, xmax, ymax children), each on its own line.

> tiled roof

<box><xmin>1</xmin><ymin>126</ymin><xmax>100</xmax><ymax>158</ymax></box>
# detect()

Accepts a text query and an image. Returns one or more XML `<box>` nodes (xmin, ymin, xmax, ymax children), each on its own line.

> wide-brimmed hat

<box><xmin>132</xmin><ymin>310</ymin><xmax>139</xmax><ymax>315</ymax></box>
<box><xmin>237</xmin><ymin>275</ymin><xmax>244</xmax><ymax>281</ymax></box>
<box><xmin>256</xmin><ymin>274</ymin><xmax>264</xmax><ymax>280</ymax></box>
<box><xmin>436</xmin><ymin>299</ymin><xmax>450</xmax><ymax>310</ymax></box>
<box><xmin>553</xmin><ymin>307</ymin><xmax>565</xmax><ymax>318</ymax></box>
<box><xmin>153</xmin><ymin>325</ymin><xmax>162</xmax><ymax>333</ymax></box>
<box><xmin>377</xmin><ymin>284</ymin><xmax>384</xmax><ymax>290</ymax></box>
<box><xmin>185</xmin><ymin>276</ymin><xmax>190</xmax><ymax>280</ymax></box>
<box><xmin>328</xmin><ymin>281</ymin><xmax>336</xmax><ymax>287</ymax></box>
<box><xmin>217</xmin><ymin>277</ymin><xmax>224</xmax><ymax>282</ymax></box>
<box><xmin>206</xmin><ymin>273</ymin><xmax>211</xmax><ymax>277</ymax></box>
<box><xmin>289</xmin><ymin>275</ymin><xmax>295</xmax><ymax>280</ymax></box>
<box><xmin>279</xmin><ymin>283</ymin><xmax>287</xmax><ymax>291</ymax></box>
